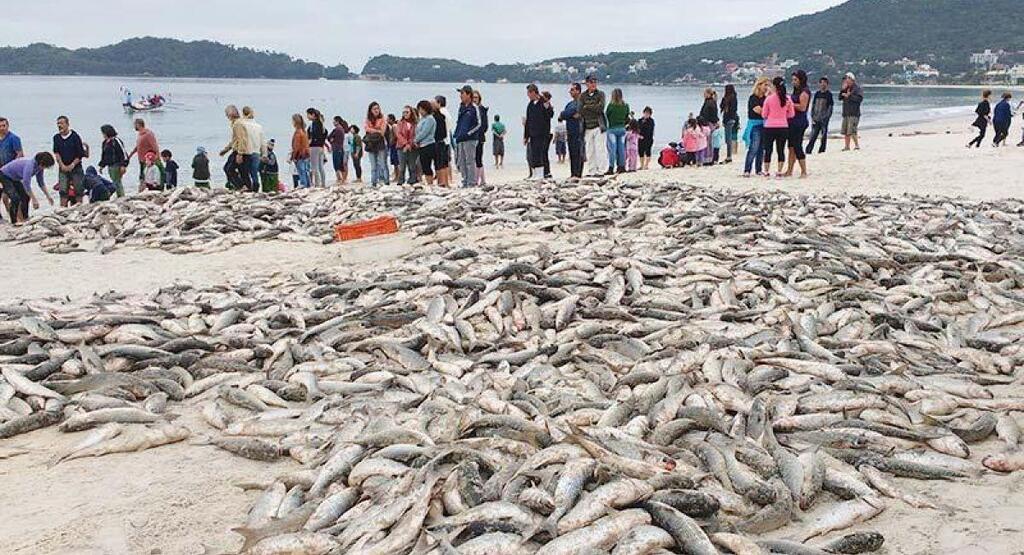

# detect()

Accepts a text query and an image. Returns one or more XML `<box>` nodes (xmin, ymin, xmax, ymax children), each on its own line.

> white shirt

<box><xmin>242</xmin><ymin>118</ymin><xmax>266</xmax><ymax>157</ymax></box>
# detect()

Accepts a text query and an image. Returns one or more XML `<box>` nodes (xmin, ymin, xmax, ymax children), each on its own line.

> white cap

<box><xmin>845</xmin><ymin>72</ymin><xmax>856</xmax><ymax>80</ymax></box>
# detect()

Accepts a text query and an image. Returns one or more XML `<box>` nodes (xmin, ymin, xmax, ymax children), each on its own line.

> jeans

<box><xmin>744</xmin><ymin>125</ymin><xmax>764</xmax><ymax>175</ymax></box>
<box><xmin>368</xmin><ymin>149</ymin><xmax>389</xmax><ymax>186</ymax></box>
<box><xmin>606</xmin><ymin>127</ymin><xmax>626</xmax><ymax>171</ymax></box>
<box><xmin>724</xmin><ymin>119</ymin><xmax>739</xmax><ymax>160</ymax></box>
<box><xmin>397</xmin><ymin>149</ymin><xmax>419</xmax><ymax>185</ymax></box>
<box><xmin>309</xmin><ymin>146</ymin><xmax>326</xmax><ymax>186</ymax></box>
<box><xmin>247</xmin><ymin>153</ymin><xmax>261</xmax><ymax>192</ymax></box>
<box><xmin>806</xmin><ymin>120</ymin><xmax>829</xmax><ymax>153</ymax></box>
<box><xmin>224</xmin><ymin>153</ymin><xmax>252</xmax><ymax>191</ymax></box>
<box><xmin>455</xmin><ymin>140</ymin><xmax>478</xmax><ymax>187</ymax></box>
<box><xmin>993</xmin><ymin>122</ymin><xmax>1010</xmax><ymax>146</ymax></box>
<box><xmin>294</xmin><ymin>158</ymin><xmax>310</xmax><ymax>188</ymax></box>
<box><xmin>584</xmin><ymin>127</ymin><xmax>606</xmax><ymax>175</ymax></box>
<box><xmin>568</xmin><ymin>133</ymin><xmax>584</xmax><ymax>178</ymax></box>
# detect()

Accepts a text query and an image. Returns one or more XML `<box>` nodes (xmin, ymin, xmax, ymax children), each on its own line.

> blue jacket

<box><xmin>560</xmin><ymin>100</ymin><xmax>582</xmax><ymax>137</ymax></box>
<box><xmin>994</xmin><ymin>99</ymin><xmax>1013</xmax><ymax>125</ymax></box>
<box><xmin>453</xmin><ymin>102</ymin><xmax>482</xmax><ymax>143</ymax></box>
<box><xmin>83</xmin><ymin>166</ymin><xmax>116</xmax><ymax>202</ymax></box>
<box><xmin>415</xmin><ymin>116</ymin><xmax>436</xmax><ymax>147</ymax></box>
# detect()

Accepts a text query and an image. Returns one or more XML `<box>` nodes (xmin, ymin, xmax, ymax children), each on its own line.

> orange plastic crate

<box><xmin>334</xmin><ymin>216</ymin><xmax>399</xmax><ymax>241</ymax></box>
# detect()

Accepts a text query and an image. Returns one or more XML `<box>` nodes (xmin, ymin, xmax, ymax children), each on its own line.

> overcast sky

<box><xmin>5</xmin><ymin>0</ymin><xmax>846</xmax><ymax>70</ymax></box>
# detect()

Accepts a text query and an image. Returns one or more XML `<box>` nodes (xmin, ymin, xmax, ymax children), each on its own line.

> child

<box><xmin>142</xmin><ymin>152</ymin><xmax>161</xmax><ymax>190</ymax></box>
<box><xmin>82</xmin><ymin>166</ymin><xmax>116</xmax><ymax>203</ymax></box>
<box><xmin>554</xmin><ymin>122</ymin><xmax>568</xmax><ymax>164</ymax></box>
<box><xmin>695</xmin><ymin>117</ymin><xmax>711</xmax><ymax>165</ymax></box>
<box><xmin>682</xmin><ymin>119</ymin><xmax>702</xmax><ymax>166</ymax></box>
<box><xmin>658</xmin><ymin>143</ymin><xmax>680</xmax><ymax>168</ymax></box>
<box><xmin>625</xmin><ymin>121</ymin><xmax>640</xmax><ymax>172</ymax></box>
<box><xmin>349</xmin><ymin>125</ymin><xmax>363</xmax><ymax>183</ymax></box>
<box><xmin>160</xmin><ymin>149</ymin><xmax>178</xmax><ymax>188</ymax></box>
<box><xmin>192</xmin><ymin>147</ymin><xmax>210</xmax><ymax>188</ymax></box>
<box><xmin>260</xmin><ymin>139</ymin><xmax>280</xmax><ymax>193</ymax></box>
<box><xmin>711</xmin><ymin>126</ymin><xmax>724</xmax><ymax>165</ymax></box>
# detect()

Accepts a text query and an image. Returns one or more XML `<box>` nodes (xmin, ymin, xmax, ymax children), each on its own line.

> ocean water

<box><xmin>1</xmin><ymin>76</ymin><xmax>1018</xmax><ymax>172</ymax></box>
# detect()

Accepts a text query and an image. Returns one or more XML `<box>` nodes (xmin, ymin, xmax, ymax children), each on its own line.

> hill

<box><xmin>0</xmin><ymin>38</ymin><xmax>355</xmax><ymax>80</ymax></box>
<box><xmin>362</xmin><ymin>0</ymin><xmax>1024</xmax><ymax>84</ymax></box>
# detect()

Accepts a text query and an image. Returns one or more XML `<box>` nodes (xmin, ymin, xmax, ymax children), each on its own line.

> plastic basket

<box><xmin>333</xmin><ymin>216</ymin><xmax>399</xmax><ymax>242</ymax></box>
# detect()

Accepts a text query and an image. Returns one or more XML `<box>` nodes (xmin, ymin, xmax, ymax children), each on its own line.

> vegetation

<box><xmin>0</xmin><ymin>38</ymin><xmax>355</xmax><ymax>80</ymax></box>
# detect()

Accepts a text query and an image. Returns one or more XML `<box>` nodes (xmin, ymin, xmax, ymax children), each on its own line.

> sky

<box><xmin>4</xmin><ymin>0</ymin><xmax>847</xmax><ymax>71</ymax></box>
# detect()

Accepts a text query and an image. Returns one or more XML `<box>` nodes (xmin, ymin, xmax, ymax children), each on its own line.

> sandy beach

<box><xmin>1</xmin><ymin>115</ymin><xmax>1023</xmax><ymax>555</ymax></box>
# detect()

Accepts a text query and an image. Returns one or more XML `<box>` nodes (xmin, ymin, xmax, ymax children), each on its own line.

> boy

<box><xmin>82</xmin><ymin>166</ymin><xmax>116</xmax><ymax>203</ymax></box>
<box><xmin>192</xmin><ymin>147</ymin><xmax>211</xmax><ymax>188</ymax></box>
<box><xmin>161</xmin><ymin>149</ymin><xmax>178</xmax><ymax>188</ymax></box>
<box><xmin>260</xmin><ymin>139</ymin><xmax>280</xmax><ymax>193</ymax></box>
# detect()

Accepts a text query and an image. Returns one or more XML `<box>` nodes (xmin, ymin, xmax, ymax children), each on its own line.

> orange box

<box><xmin>334</xmin><ymin>215</ymin><xmax>399</xmax><ymax>241</ymax></box>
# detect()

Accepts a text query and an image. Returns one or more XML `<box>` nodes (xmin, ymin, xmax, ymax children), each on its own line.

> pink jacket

<box><xmin>683</xmin><ymin>128</ymin><xmax>702</xmax><ymax>153</ymax></box>
<box><xmin>761</xmin><ymin>93</ymin><xmax>795</xmax><ymax>128</ymax></box>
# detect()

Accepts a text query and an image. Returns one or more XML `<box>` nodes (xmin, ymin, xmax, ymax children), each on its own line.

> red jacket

<box><xmin>395</xmin><ymin>120</ymin><xmax>416</xmax><ymax>150</ymax></box>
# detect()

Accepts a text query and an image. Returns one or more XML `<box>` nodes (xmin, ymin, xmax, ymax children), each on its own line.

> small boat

<box><xmin>125</xmin><ymin>96</ymin><xmax>167</xmax><ymax>113</ymax></box>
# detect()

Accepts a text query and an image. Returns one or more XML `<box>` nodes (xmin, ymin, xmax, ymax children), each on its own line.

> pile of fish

<box><xmin>3</xmin><ymin>179</ymin><xmax>1024</xmax><ymax>554</ymax></box>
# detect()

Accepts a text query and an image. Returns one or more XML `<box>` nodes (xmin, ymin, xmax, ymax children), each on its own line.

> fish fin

<box><xmin>229</xmin><ymin>526</ymin><xmax>265</xmax><ymax>553</ymax></box>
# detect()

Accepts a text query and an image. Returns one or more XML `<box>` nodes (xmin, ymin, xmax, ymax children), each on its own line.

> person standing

<box><xmin>604</xmin><ymin>88</ymin><xmax>630</xmax><ymax>174</ymax></box>
<box><xmin>395</xmin><ymin>106</ymin><xmax>420</xmax><ymax>186</ymax></box>
<box><xmin>1</xmin><ymin>153</ymin><xmax>54</xmax><ymax>222</ymax></box>
<box><xmin>289</xmin><ymin>114</ymin><xmax>311</xmax><ymax>188</ymax></box>
<box><xmin>364</xmin><ymin>102</ymin><xmax>390</xmax><ymax>187</ymax></box>
<box><xmin>805</xmin><ymin>77</ymin><xmax>835</xmax><ymax>154</ymax></box>
<box><xmin>992</xmin><ymin>92</ymin><xmax>1013</xmax><ymax>147</ymax></box>
<box><xmin>554</xmin><ymin>121</ymin><xmax>568</xmax><ymax>164</ymax></box>
<box><xmin>491</xmin><ymin>115</ymin><xmax>506</xmax><ymax>169</ymax></box>
<box><xmin>242</xmin><ymin>106</ymin><xmax>266</xmax><ymax>193</ymax></box>
<box><xmin>743</xmin><ymin>77</ymin><xmax>769</xmax><ymax>178</ymax></box>
<box><xmin>762</xmin><ymin>77</ymin><xmax>795</xmax><ymax>178</ymax></box>
<box><xmin>698</xmin><ymin>88</ymin><xmax>720</xmax><ymax>165</ymax></box>
<box><xmin>160</xmin><ymin>150</ymin><xmax>179</xmax><ymax>188</ymax></box>
<box><xmin>126</xmin><ymin>118</ymin><xmax>162</xmax><ymax>192</ymax></box>
<box><xmin>260</xmin><ymin>139</ymin><xmax>280</xmax><ymax>193</ymax></box>
<box><xmin>52</xmin><ymin>116</ymin><xmax>88</xmax><ymax>206</ymax></box>
<box><xmin>784</xmin><ymin>69</ymin><xmax>811</xmax><ymax>178</ymax></box>
<box><xmin>524</xmin><ymin>84</ymin><xmax>553</xmax><ymax>180</ymax></box>
<box><xmin>719</xmin><ymin>87</ymin><xmax>738</xmax><ymax>164</ymax></box>
<box><xmin>192</xmin><ymin>147</ymin><xmax>211</xmax><ymax>188</ymax></box>
<box><xmin>349</xmin><ymin>125</ymin><xmax>364</xmax><ymax>183</ymax></box>
<box><xmin>637</xmin><ymin>107</ymin><xmax>655</xmax><ymax>170</ymax></box>
<box><xmin>453</xmin><ymin>85</ymin><xmax>482</xmax><ymax>188</ymax></box>
<box><xmin>579</xmin><ymin>75</ymin><xmax>607</xmax><ymax>176</ymax></box>
<box><xmin>839</xmin><ymin>72</ymin><xmax>864</xmax><ymax>151</ymax></box>
<box><xmin>472</xmin><ymin>90</ymin><xmax>489</xmax><ymax>186</ymax></box>
<box><xmin>559</xmin><ymin>83</ymin><xmax>584</xmax><ymax>179</ymax></box>
<box><xmin>415</xmin><ymin>100</ymin><xmax>437</xmax><ymax>186</ymax></box>
<box><xmin>328</xmin><ymin>116</ymin><xmax>349</xmax><ymax>185</ymax></box>
<box><xmin>434</xmin><ymin>95</ymin><xmax>454</xmax><ymax>185</ymax></box>
<box><xmin>306</xmin><ymin>108</ymin><xmax>328</xmax><ymax>187</ymax></box>
<box><xmin>218</xmin><ymin>106</ymin><xmax>251</xmax><ymax>191</ymax></box>
<box><xmin>386</xmin><ymin>113</ymin><xmax>400</xmax><ymax>183</ymax></box>
<box><xmin>97</xmin><ymin>125</ymin><xmax>128</xmax><ymax>197</ymax></box>
<box><xmin>0</xmin><ymin>117</ymin><xmax>23</xmax><ymax>167</ymax></box>
<box><xmin>968</xmin><ymin>90</ymin><xmax>992</xmax><ymax>149</ymax></box>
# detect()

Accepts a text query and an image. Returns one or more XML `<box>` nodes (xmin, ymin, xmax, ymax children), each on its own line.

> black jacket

<box><xmin>99</xmin><ymin>137</ymin><xmax>128</xmax><ymax>169</ymax></box>
<box><xmin>525</xmin><ymin>99</ymin><xmax>554</xmax><ymax>139</ymax></box>
<box><xmin>699</xmin><ymin>98</ymin><xmax>719</xmax><ymax>125</ymax></box>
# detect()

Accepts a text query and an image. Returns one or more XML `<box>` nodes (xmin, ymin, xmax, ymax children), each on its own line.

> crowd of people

<box><xmin>968</xmin><ymin>90</ymin><xmax>1024</xmax><ymax>148</ymax></box>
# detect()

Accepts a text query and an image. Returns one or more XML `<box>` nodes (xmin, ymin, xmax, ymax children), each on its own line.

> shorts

<box><xmin>435</xmin><ymin>143</ymin><xmax>450</xmax><ymax>170</ymax></box>
<box><xmin>842</xmin><ymin>116</ymin><xmax>860</xmax><ymax>136</ymax></box>
<box><xmin>555</xmin><ymin>140</ymin><xmax>567</xmax><ymax>156</ymax></box>
<box><xmin>332</xmin><ymin>149</ymin><xmax>348</xmax><ymax>172</ymax></box>
<box><xmin>418</xmin><ymin>143</ymin><xmax>437</xmax><ymax>177</ymax></box>
<box><xmin>638</xmin><ymin>140</ymin><xmax>653</xmax><ymax>158</ymax></box>
<box><xmin>58</xmin><ymin>166</ymin><xmax>85</xmax><ymax>197</ymax></box>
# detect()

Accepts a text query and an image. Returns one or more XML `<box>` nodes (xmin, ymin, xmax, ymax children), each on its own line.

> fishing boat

<box><xmin>124</xmin><ymin>95</ymin><xmax>167</xmax><ymax>114</ymax></box>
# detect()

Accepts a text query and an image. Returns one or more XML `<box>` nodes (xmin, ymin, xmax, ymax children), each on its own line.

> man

<box><xmin>52</xmin><ymin>116</ymin><xmax>88</xmax><ymax>207</ymax></box>
<box><xmin>992</xmin><ymin>92</ymin><xmax>1013</xmax><ymax>147</ymax></box>
<box><xmin>559</xmin><ymin>83</ymin><xmax>584</xmax><ymax>179</ymax></box>
<box><xmin>242</xmin><ymin>106</ymin><xmax>266</xmax><ymax>192</ymax></box>
<box><xmin>839</xmin><ymin>72</ymin><xmax>864</xmax><ymax>151</ymax></box>
<box><xmin>579</xmin><ymin>75</ymin><xmax>607</xmax><ymax>176</ymax></box>
<box><xmin>524</xmin><ymin>84</ymin><xmax>554</xmax><ymax>179</ymax></box>
<box><xmin>452</xmin><ymin>85</ymin><xmax>482</xmax><ymax>188</ymax></box>
<box><xmin>805</xmin><ymin>77</ymin><xmax>835</xmax><ymax>154</ymax></box>
<box><xmin>126</xmin><ymin>118</ymin><xmax>161</xmax><ymax>191</ymax></box>
<box><xmin>2</xmin><ymin>153</ymin><xmax>55</xmax><ymax>223</ymax></box>
<box><xmin>0</xmin><ymin>117</ymin><xmax>23</xmax><ymax>221</ymax></box>
<box><xmin>219</xmin><ymin>105</ymin><xmax>253</xmax><ymax>191</ymax></box>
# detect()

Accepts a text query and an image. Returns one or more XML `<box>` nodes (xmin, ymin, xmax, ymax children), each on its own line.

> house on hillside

<box><xmin>971</xmin><ymin>49</ymin><xmax>1000</xmax><ymax>70</ymax></box>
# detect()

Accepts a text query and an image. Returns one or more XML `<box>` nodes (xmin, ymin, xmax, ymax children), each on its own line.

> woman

<box><xmin>386</xmin><ymin>114</ymin><xmax>400</xmax><ymax>182</ymax></box>
<box><xmin>699</xmin><ymin>88</ymin><xmax>720</xmax><ymax>164</ymax></box>
<box><xmin>761</xmin><ymin>77</ymin><xmax>795</xmax><ymax>178</ymax></box>
<box><xmin>0</xmin><ymin>152</ymin><xmax>55</xmax><ymax>223</ymax></box>
<box><xmin>472</xmin><ymin>90</ymin><xmax>489</xmax><ymax>186</ymax></box>
<box><xmin>743</xmin><ymin>77</ymin><xmax>770</xmax><ymax>177</ymax></box>
<box><xmin>328</xmin><ymin>116</ymin><xmax>349</xmax><ymax>185</ymax></box>
<box><xmin>604</xmin><ymin>88</ymin><xmax>630</xmax><ymax>174</ymax></box>
<box><xmin>396</xmin><ymin>106</ymin><xmax>420</xmax><ymax>186</ymax></box>
<box><xmin>720</xmin><ymin>85</ymin><xmax>739</xmax><ymax>164</ymax></box>
<box><xmin>432</xmin><ymin>100</ymin><xmax>450</xmax><ymax>187</ymax></box>
<box><xmin>414</xmin><ymin>101</ymin><xmax>437</xmax><ymax>186</ymax></box>
<box><xmin>289</xmin><ymin>113</ymin><xmax>311</xmax><ymax>188</ymax></box>
<box><xmin>784</xmin><ymin>70</ymin><xmax>811</xmax><ymax>178</ymax></box>
<box><xmin>492</xmin><ymin>115</ymin><xmax>506</xmax><ymax>169</ymax></box>
<box><xmin>363</xmin><ymin>102</ymin><xmax>389</xmax><ymax>186</ymax></box>
<box><xmin>98</xmin><ymin>124</ymin><xmax>128</xmax><ymax>197</ymax></box>
<box><xmin>992</xmin><ymin>92</ymin><xmax>1013</xmax><ymax>147</ymax></box>
<box><xmin>637</xmin><ymin>107</ymin><xmax>655</xmax><ymax>170</ymax></box>
<box><xmin>305</xmin><ymin>108</ymin><xmax>328</xmax><ymax>187</ymax></box>
<box><xmin>968</xmin><ymin>90</ymin><xmax>992</xmax><ymax>148</ymax></box>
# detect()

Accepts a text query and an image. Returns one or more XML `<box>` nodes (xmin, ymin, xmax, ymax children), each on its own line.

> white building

<box><xmin>971</xmin><ymin>49</ymin><xmax>999</xmax><ymax>69</ymax></box>
<box><xmin>1010</xmin><ymin>64</ymin><xmax>1024</xmax><ymax>84</ymax></box>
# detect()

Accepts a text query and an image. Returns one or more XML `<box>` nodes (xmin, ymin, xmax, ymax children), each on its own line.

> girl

<box><xmin>784</xmin><ymin>69</ymin><xmax>811</xmax><ymax>178</ymax></box>
<box><xmin>625</xmin><ymin>120</ymin><xmax>640</xmax><ymax>172</ymax></box>
<box><xmin>762</xmin><ymin>77</ymin><xmax>795</xmax><ymax>178</ymax></box>
<box><xmin>638</xmin><ymin>107</ymin><xmax>655</xmax><ymax>170</ymax></box>
<box><xmin>968</xmin><ymin>90</ymin><xmax>991</xmax><ymax>148</ymax></box>
<box><xmin>682</xmin><ymin>118</ymin><xmax>702</xmax><ymax>167</ymax></box>
<box><xmin>98</xmin><ymin>124</ymin><xmax>128</xmax><ymax>197</ymax></box>
<box><xmin>472</xmin><ymin>90</ymin><xmax>489</xmax><ymax>186</ymax></box>
<box><xmin>695</xmin><ymin>117</ymin><xmax>710</xmax><ymax>165</ymax></box>
<box><xmin>415</xmin><ymin>100</ymin><xmax>437</xmax><ymax>186</ymax></box>
<box><xmin>141</xmin><ymin>152</ymin><xmax>161</xmax><ymax>191</ymax></box>
<box><xmin>364</xmin><ymin>102</ymin><xmax>389</xmax><ymax>186</ymax></box>
<box><xmin>328</xmin><ymin>116</ymin><xmax>349</xmax><ymax>185</ymax></box>
<box><xmin>349</xmin><ymin>125</ymin><xmax>363</xmax><ymax>183</ymax></box>
<box><xmin>743</xmin><ymin>77</ymin><xmax>770</xmax><ymax>177</ymax></box>
<box><xmin>492</xmin><ymin>115</ymin><xmax>506</xmax><ymax>169</ymax></box>
<box><xmin>720</xmin><ymin>85</ymin><xmax>739</xmax><ymax>163</ymax></box>
<box><xmin>396</xmin><ymin>106</ymin><xmax>420</xmax><ymax>186</ymax></box>
<box><xmin>289</xmin><ymin>113</ymin><xmax>311</xmax><ymax>188</ymax></box>
<box><xmin>305</xmin><ymin>108</ymin><xmax>328</xmax><ymax>187</ymax></box>
<box><xmin>605</xmin><ymin>88</ymin><xmax>630</xmax><ymax>174</ymax></box>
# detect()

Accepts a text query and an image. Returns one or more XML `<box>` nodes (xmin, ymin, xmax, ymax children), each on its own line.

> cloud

<box><xmin>4</xmin><ymin>0</ymin><xmax>846</xmax><ymax>70</ymax></box>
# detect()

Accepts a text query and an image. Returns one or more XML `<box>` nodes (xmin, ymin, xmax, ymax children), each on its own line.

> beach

<box><xmin>1</xmin><ymin>115</ymin><xmax>1024</xmax><ymax>555</ymax></box>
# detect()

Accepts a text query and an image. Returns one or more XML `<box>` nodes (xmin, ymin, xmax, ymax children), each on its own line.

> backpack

<box><xmin>364</xmin><ymin>131</ymin><xmax>385</xmax><ymax>153</ymax></box>
<box><xmin>658</xmin><ymin>147</ymin><xmax>679</xmax><ymax>168</ymax></box>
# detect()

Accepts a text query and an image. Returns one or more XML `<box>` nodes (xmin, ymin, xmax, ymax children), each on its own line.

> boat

<box><xmin>124</xmin><ymin>95</ymin><xmax>167</xmax><ymax>114</ymax></box>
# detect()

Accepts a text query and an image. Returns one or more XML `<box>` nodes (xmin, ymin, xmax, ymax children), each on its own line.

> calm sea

<box><xmin>1</xmin><ymin>76</ymin><xmax>1018</xmax><ymax>171</ymax></box>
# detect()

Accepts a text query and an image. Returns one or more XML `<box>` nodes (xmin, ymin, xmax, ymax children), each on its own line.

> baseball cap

<box><xmin>585</xmin><ymin>75</ymin><xmax>598</xmax><ymax>83</ymax></box>
<box><xmin>456</xmin><ymin>85</ymin><xmax>474</xmax><ymax>94</ymax></box>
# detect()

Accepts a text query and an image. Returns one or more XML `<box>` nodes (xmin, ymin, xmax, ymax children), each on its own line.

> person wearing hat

<box><xmin>192</xmin><ymin>146</ymin><xmax>211</xmax><ymax>188</ymax></box>
<box><xmin>260</xmin><ymin>139</ymin><xmax>280</xmax><ymax>193</ymax></box>
<box><xmin>840</xmin><ymin>72</ymin><xmax>864</xmax><ymax>151</ymax></box>
<box><xmin>452</xmin><ymin>85</ymin><xmax>482</xmax><ymax>187</ymax></box>
<box><xmin>579</xmin><ymin>75</ymin><xmax>607</xmax><ymax>176</ymax></box>
<box><xmin>141</xmin><ymin>151</ymin><xmax>162</xmax><ymax>191</ymax></box>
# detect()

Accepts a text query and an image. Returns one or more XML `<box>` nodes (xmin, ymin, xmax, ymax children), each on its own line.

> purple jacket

<box><xmin>1</xmin><ymin>158</ymin><xmax>46</xmax><ymax>195</ymax></box>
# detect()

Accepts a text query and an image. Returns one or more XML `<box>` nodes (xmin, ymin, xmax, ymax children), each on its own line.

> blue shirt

<box><xmin>0</xmin><ymin>132</ymin><xmax>23</xmax><ymax>167</ymax></box>
<box><xmin>994</xmin><ymin>99</ymin><xmax>1013</xmax><ymax>126</ymax></box>
<box><xmin>560</xmin><ymin>100</ymin><xmax>582</xmax><ymax>137</ymax></box>
<box><xmin>1</xmin><ymin>158</ymin><xmax>46</xmax><ymax>195</ymax></box>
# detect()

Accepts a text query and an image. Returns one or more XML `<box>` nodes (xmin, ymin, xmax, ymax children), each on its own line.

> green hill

<box><xmin>0</xmin><ymin>37</ymin><xmax>355</xmax><ymax>80</ymax></box>
<box><xmin>362</xmin><ymin>0</ymin><xmax>1024</xmax><ymax>84</ymax></box>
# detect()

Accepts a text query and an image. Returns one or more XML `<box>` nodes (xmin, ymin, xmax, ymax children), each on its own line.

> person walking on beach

<box><xmin>784</xmin><ymin>69</ymin><xmax>811</xmax><ymax>178</ymax></box>
<box><xmin>605</xmin><ymin>88</ymin><xmax>630</xmax><ymax>175</ymax></box>
<box><xmin>524</xmin><ymin>84</ymin><xmax>553</xmax><ymax>180</ymax></box>
<box><xmin>395</xmin><ymin>106</ymin><xmax>420</xmax><ymax>186</ymax></box>
<box><xmin>328</xmin><ymin>116</ymin><xmax>349</xmax><ymax>185</ymax></box>
<box><xmin>743</xmin><ymin>77</ymin><xmax>769</xmax><ymax>178</ymax></box>
<box><xmin>472</xmin><ymin>90</ymin><xmax>489</xmax><ymax>186</ymax></box>
<box><xmin>1</xmin><ymin>153</ymin><xmax>54</xmax><ymax>223</ymax></box>
<box><xmin>242</xmin><ymin>107</ymin><xmax>266</xmax><ymax>193</ymax></box>
<box><xmin>699</xmin><ymin>88</ymin><xmax>720</xmax><ymax>165</ymax></box>
<box><xmin>580</xmin><ymin>75</ymin><xmax>607</xmax><ymax>177</ymax></box>
<box><xmin>559</xmin><ymin>82</ymin><xmax>584</xmax><ymax>179</ymax></box>
<box><xmin>968</xmin><ymin>90</ymin><xmax>992</xmax><ymax>148</ymax></box>
<box><xmin>762</xmin><ymin>77</ymin><xmax>794</xmax><ymax>178</ymax></box>
<box><xmin>637</xmin><ymin>107</ymin><xmax>655</xmax><ymax>170</ymax></box>
<box><xmin>306</xmin><ymin>108</ymin><xmax>328</xmax><ymax>187</ymax></box>
<box><xmin>218</xmin><ymin>106</ymin><xmax>251</xmax><ymax>191</ymax></box>
<box><xmin>126</xmin><ymin>118</ymin><xmax>161</xmax><ymax>193</ymax></box>
<box><xmin>992</xmin><ymin>92</ymin><xmax>1013</xmax><ymax>147</ymax></box>
<box><xmin>840</xmin><ymin>72</ymin><xmax>863</xmax><ymax>151</ymax></box>
<box><xmin>492</xmin><ymin>115</ymin><xmax>506</xmax><ymax>169</ymax></box>
<box><xmin>52</xmin><ymin>116</ymin><xmax>88</xmax><ymax>206</ymax></box>
<box><xmin>415</xmin><ymin>100</ymin><xmax>437</xmax><ymax>186</ymax></box>
<box><xmin>97</xmin><ymin>125</ymin><xmax>128</xmax><ymax>198</ymax></box>
<box><xmin>720</xmin><ymin>88</ymin><xmax>738</xmax><ymax>164</ymax></box>
<box><xmin>289</xmin><ymin>113</ymin><xmax>311</xmax><ymax>188</ymax></box>
<box><xmin>453</xmin><ymin>85</ymin><xmax>483</xmax><ymax>187</ymax></box>
<box><xmin>364</xmin><ymin>102</ymin><xmax>390</xmax><ymax>187</ymax></box>
<box><xmin>805</xmin><ymin>77</ymin><xmax>834</xmax><ymax>154</ymax></box>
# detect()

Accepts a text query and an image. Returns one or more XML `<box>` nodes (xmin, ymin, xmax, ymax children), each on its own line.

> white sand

<box><xmin>1</xmin><ymin>117</ymin><xmax>1023</xmax><ymax>554</ymax></box>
